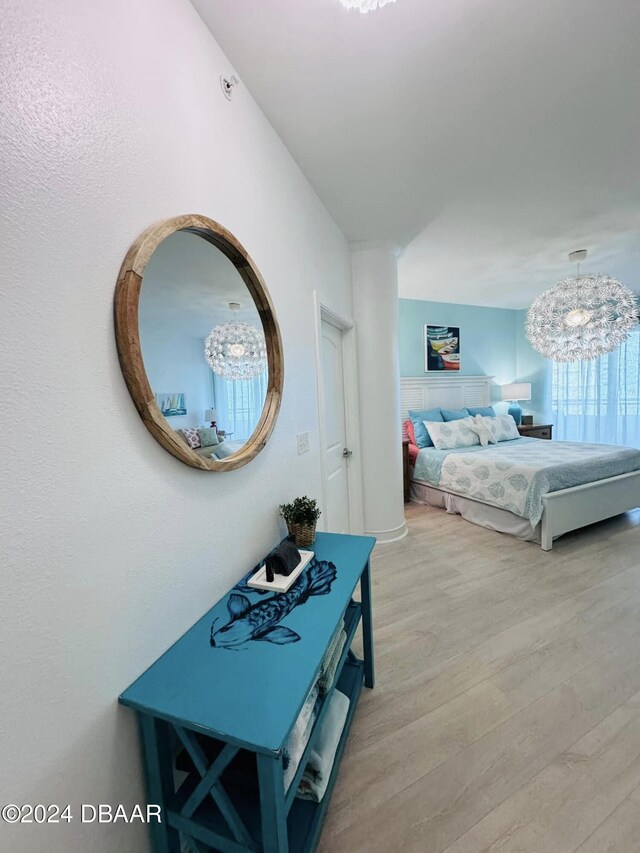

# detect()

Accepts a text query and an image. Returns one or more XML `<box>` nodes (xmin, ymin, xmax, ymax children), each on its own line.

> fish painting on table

<box><xmin>210</xmin><ymin>559</ymin><xmax>337</xmax><ymax>651</ymax></box>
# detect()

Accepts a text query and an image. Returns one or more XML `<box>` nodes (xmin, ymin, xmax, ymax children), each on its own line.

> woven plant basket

<box><xmin>286</xmin><ymin>522</ymin><xmax>317</xmax><ymax>548</ymax></box>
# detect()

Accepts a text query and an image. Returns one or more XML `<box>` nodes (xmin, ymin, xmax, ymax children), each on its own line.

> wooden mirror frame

<box><xmin>114</xmin><ymin>214</ymin><xmax>283</xmax><ymax>471</ymax></box>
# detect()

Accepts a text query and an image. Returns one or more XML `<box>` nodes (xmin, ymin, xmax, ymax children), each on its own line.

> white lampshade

<box><xmin>502</xmin><ymin>383</ymin><xmax>531</xmax><ymax>402</ymax></box>
<box><xmin>205</xmin><ymin>408</ymin><xmax>218</xmax><ymax>422</ymax></box>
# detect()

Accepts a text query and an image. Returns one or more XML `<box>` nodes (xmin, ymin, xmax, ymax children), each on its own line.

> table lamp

<box><xmin>205</xmin><ymin>408</ymin><xmax>218</xmax><ymax>429</ymax></box>
<box><xmin>502</xmin><ymin>383</ymin><xmax>531</xmax><ymax>426</ymax></box>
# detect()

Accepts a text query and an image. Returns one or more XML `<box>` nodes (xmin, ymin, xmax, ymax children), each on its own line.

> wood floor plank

<box><xmin>575</xmin><ymin>797</ymin><xmax>640</xmax><ymax>853</ymax></box>
<box><xmin>326</xmin><ymin>680</ymin><xmax>518</xmax><ymax>837</ymax></box>
<box><xmin>317</xmin><ymin>503</ymin><xmax>640</xmax><ymax>853</ymax></box>
<box><xmin>354</xmin><ymin>575</ymin><xmax>640</xmax><ymax>752</ymax></box>
<box><xmin>489</xmin><ymin>601</ymin><xmax>640</xmax><ymax>708</ymax></box>
<box><xmin>441</xmin><ymin>692</ymin><xmax>640</xmax><ymax>853</ymax></box>
<box><xmin>321</xmin><ymin>685</ymin><xmax>595</xmax><ymax>852</ymax></box>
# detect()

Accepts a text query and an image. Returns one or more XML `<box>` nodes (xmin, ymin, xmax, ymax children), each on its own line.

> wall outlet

<box><xmin>297</xmin><ymin>432</ymin><xmax>310</xmax><ymax>455</ymax></box>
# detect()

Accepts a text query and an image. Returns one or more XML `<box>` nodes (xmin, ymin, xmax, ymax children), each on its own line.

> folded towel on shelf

<box><xmin>318</xmin><ymin>629</ymin><xmax>348</xmax><ymax>694</ymax></box>
<box><xmin>297</xmin><ymin>689</ymin><xmax>350</xmax><ymax>803</ymax></box>
<box><xmin>319</xmin><ymin>622</ymin><xmax>345</xmax><ymax>675</ymax></box>
<box><xmin>283</xmin><ymin>684</ymin><xmax>319</xmax><ymax>791</ymax></box>
<box><xmin>324</xmin><ymin>622</ymin><xmax>344</xmax><ymax>662</ymax></box>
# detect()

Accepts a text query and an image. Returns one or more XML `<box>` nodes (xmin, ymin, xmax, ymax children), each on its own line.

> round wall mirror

<box><xmin>114</xmin><ymin>215</ymin><xmax>283</xmax><ymax>470</ymax></box>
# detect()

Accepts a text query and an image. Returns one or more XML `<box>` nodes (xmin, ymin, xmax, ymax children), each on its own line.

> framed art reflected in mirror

<box><xmin>114</xmin><ymin>215</ymin><xmax>283</xmax><ymax>471</ymax></box>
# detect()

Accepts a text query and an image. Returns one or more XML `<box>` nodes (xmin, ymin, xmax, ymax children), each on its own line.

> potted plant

<box><xmin>279</xmin><ymin>496</ymin><xmax>321</xmax><ymax>548</ymax></box>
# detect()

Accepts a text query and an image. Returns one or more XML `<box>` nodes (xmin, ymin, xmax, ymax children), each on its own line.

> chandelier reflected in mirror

<box><xmin>205</xmin><ymin>302</ymin><xmax>267</xmax><ymax>381</ymax></box>
<box><xmin>526</xmin><ymin>250</ymin><xmax>638</xmax><ymax>363</ymax></box>
<box><xmin>339</xmin><ymin>0</ymin><xmax>397</xmax><ymax>12</ymax></box>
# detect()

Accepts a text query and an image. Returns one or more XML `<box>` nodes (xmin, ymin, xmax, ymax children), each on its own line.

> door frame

<box><xmin>313</xmin><ymin>293</ymin><xmax>364</xmax><ymax>535</ymax></box>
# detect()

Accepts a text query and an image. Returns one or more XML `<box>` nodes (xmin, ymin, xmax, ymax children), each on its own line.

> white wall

<box><xmin>0</xmin><ymin>1</ymin><xmax>352</xmax><ymax>851</ymax></box>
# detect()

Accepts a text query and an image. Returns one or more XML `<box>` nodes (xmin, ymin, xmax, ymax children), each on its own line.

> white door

<box><xmin>321</xmin><ymin>320</ymin><xmax>350</xmax><ymax>533</ymax></box>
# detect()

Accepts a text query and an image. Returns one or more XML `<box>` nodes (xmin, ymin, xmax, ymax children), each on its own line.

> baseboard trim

<box><xmin>365</xmin><ymin>521</ymin><xmax>408</xmax><ymax>545</ymax></box>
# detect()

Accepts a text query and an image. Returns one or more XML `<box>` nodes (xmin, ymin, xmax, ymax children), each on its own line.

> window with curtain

<box><xmin>551</xmin><ymin>328</ymin><xmax>640</xmax><ymax>446</ymax></box>
<box><xmin>212</xmin><ymin>371</ymin><xmax>268</xmax><ymax>442</ymax></box>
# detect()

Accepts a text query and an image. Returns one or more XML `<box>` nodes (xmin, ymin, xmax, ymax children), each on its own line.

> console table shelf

<box><xmin>119</xmin><ymin>532</ymin><xmax>375</xmax><ymax>853</ymax></box>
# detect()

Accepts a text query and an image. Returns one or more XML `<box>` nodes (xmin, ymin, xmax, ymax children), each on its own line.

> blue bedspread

<box><xmin>413</xmin><ymin>438</ymin><xmax>640</xmax><ymax>525</ymax></box>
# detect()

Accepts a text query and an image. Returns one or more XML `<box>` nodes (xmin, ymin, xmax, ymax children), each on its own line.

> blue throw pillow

<box><xmin>441</xmin><ymin>408</ymin><xmax>469</xmax><ymax>422</ymax></box>
<box><xmin>466</xmin><ymin>406</ymin><xmax>496</xmax><ymax>417</ymax></box>
<box><xmin>409</xmin><ymin>407</ymin><xmax>443</xmax><ymax>448</ymax></box>
<box><xmin>212</xmin><ymin>442</ymin><xmax>234</xmax><ymax>459</ymax></box>
<box><xmin>197</xmin><ymin>427</ymin><xmax>220</xmax><ymax>447</ymax></box>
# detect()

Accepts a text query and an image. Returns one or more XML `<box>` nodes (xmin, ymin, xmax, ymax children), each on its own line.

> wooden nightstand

<box><xmin>517</xmin><ymin>423</ymin><xmax>553</xmax><ymax>440</ymax></box>
<box><xmin>402</xmin><ymin>438</ymin><xmax>410</xmax><ymax>502</ymax></box>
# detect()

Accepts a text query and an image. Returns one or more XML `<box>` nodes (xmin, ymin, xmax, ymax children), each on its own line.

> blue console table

<box><xmin>119</xmin><ymin>532</ymin><xmax>375</xmax><ymax>853</ymax></box>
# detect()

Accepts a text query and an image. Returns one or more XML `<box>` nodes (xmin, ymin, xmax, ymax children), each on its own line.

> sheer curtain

<box><xmin>551</xmin><ymin>329</ymin><xmax>640</xmax><ymax>446</ymax></box>
<box><xmin>212</xmin><ymin>370</ymin><xmax>268</xmax><ymax>441</ymax></box>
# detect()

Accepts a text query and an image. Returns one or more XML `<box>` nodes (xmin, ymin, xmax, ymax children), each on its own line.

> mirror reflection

<box><xmin>139</xmin><ymin>230</ymin><xmax>268</xmax><ymax>462</ymax></box>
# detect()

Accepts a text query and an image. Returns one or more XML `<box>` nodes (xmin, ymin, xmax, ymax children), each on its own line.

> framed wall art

<box><xmin>424</xmin><ymin>325</ymin><xmax>460</xmax><ymax>372</ymax></box>
<box><xmin>156</xmin><ymin>392</ymin><xmax>187</xmax><ymax>417</ymax></box>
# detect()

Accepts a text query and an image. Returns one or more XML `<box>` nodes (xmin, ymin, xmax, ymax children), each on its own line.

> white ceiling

<box><xmin>192</xmin><ymin>0</ymin><xmax>640</xmax><ymax>308</ymax></box>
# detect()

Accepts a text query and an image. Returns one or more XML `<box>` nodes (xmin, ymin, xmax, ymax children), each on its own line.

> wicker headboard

<box><xmin>400</xmin><ymin>375</ymin><xmax>494</xmax><ymax>422</ymax></box>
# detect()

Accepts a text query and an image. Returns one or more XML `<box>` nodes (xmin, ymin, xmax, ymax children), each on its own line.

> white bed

<box><xmin>402</xmin><ymin>376</ymin><xmax>640</xmax><ymax>550</ymax></box>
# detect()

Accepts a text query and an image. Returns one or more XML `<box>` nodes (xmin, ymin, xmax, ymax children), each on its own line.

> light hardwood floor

<box><xmin>318</xmin><ymin>502</ymin><xmax>640</xmax><ymax>853</ymax></box>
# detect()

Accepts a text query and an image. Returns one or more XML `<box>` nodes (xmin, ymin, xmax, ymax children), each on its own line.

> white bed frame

<box><xmin>401</xmin><ymin>375</ymin><xmax>640</xmax><ymax>550</ymax></box>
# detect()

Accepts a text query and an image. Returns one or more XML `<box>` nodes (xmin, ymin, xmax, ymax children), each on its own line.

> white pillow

<box><xmin>424</xmin><ymin>417</ymin><xmax>481</xmax><ymax>451</ymax></box>
<box><xmin>471</xmin><ymin>414</ymin><xmax>498</xmax><ymax>447</ymax></box>
<box><xmin>492</xmin><ymin>414</ymin><xmax>521</xmax><ymax>442</ymax></box>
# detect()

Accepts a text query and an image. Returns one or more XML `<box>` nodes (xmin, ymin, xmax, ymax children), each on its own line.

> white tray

<box><xmin>247</xmin><ymin>550</ymin><xmax>315</xmax><ymax>593</ymax></box>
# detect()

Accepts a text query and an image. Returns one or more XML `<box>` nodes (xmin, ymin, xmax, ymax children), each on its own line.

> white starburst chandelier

<box><xmin>339</xmin><ymin>0</ymin><xmax>397</xmax><ymax>13</ymax></box>
<box><xmin>526</xmin><ymin>250</ymin><xmax>638</xmax><ymax>363</ymax></box>
<box><xmin>204</xmin><ymin>303</ymin><xmax>267</xmax><ymax>381</ymax></box>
